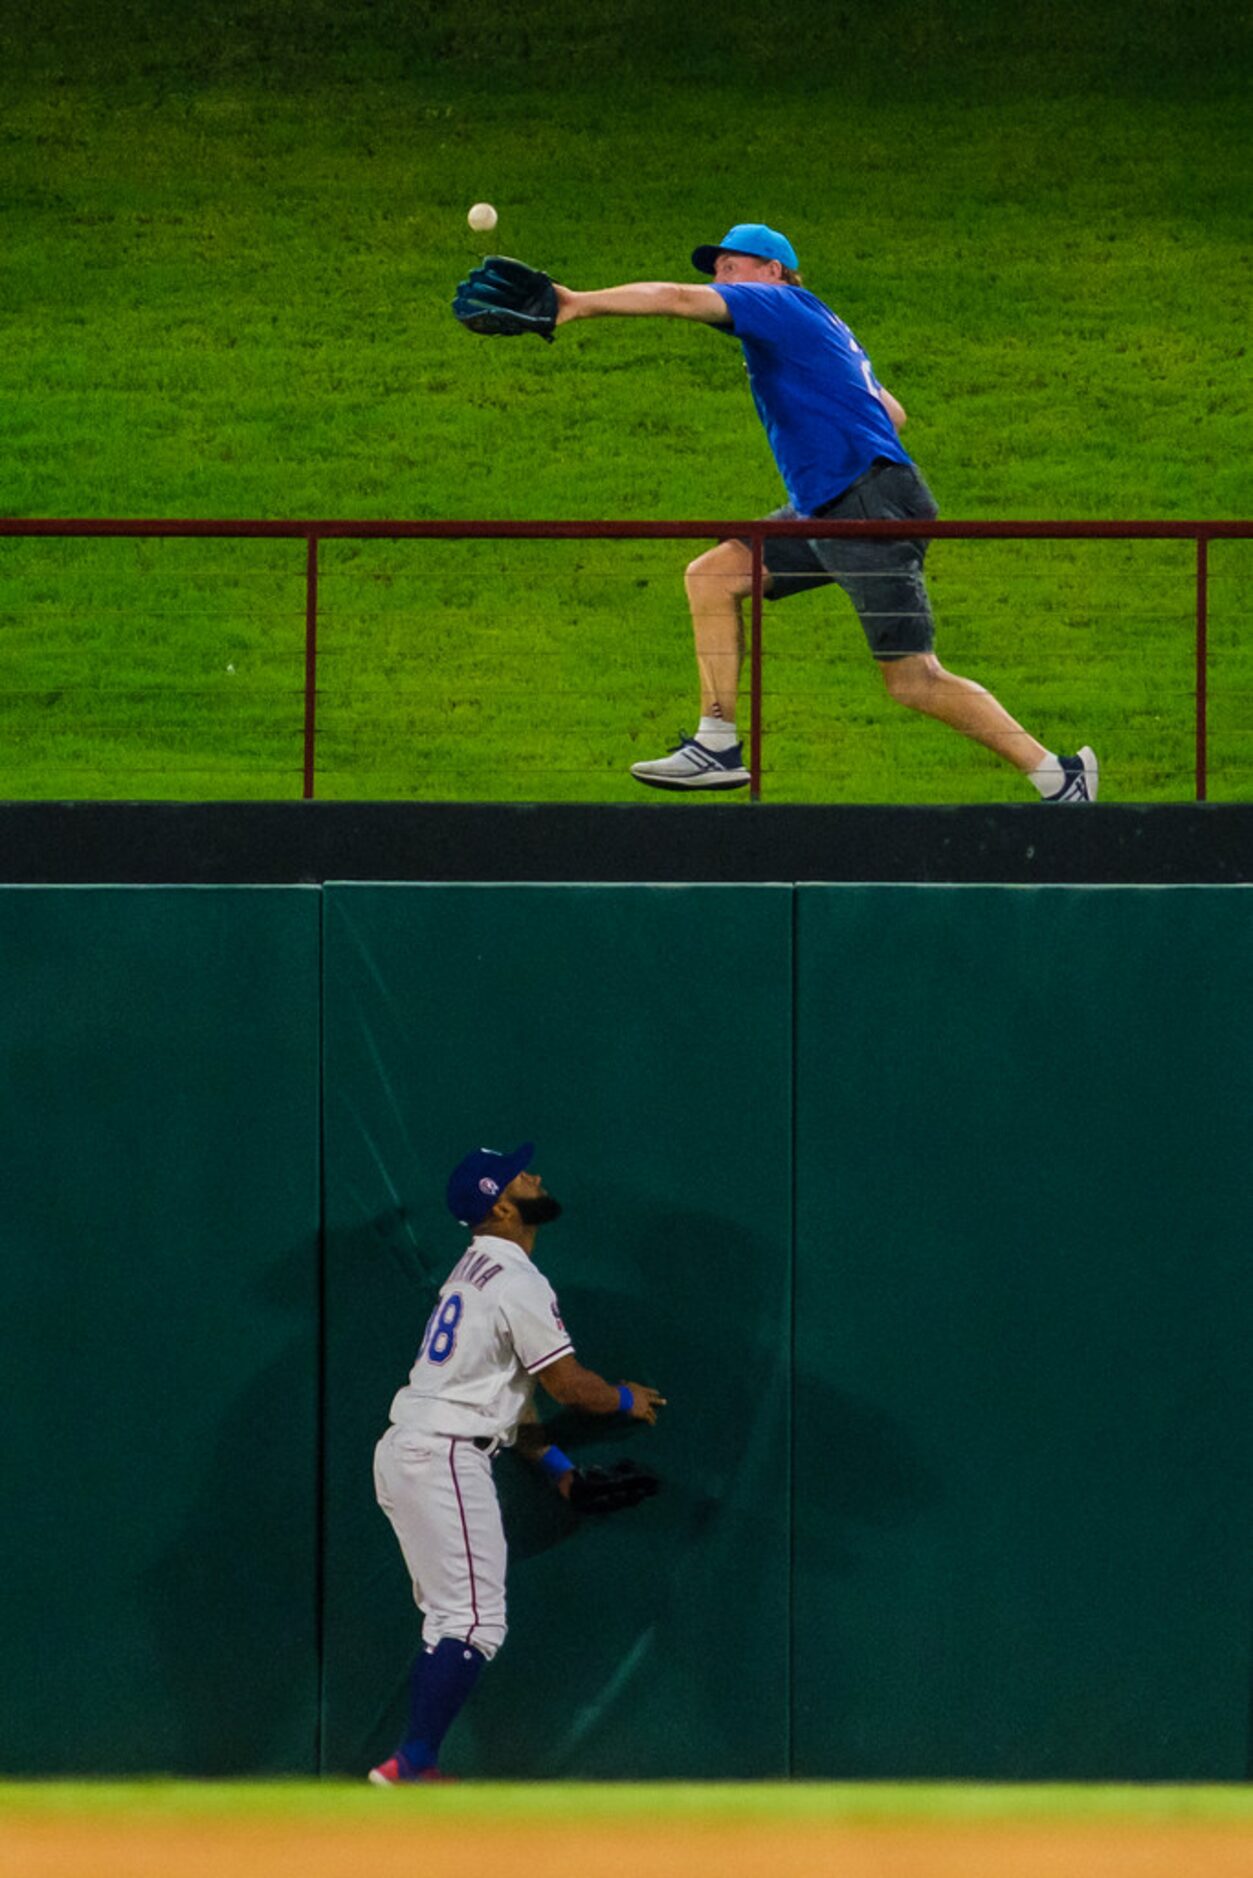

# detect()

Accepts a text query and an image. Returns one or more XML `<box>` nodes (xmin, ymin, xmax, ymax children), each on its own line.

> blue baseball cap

<box><xmin>691</xmin><ymin>223</ymin><xmax>798</xmax><ymax>274</ymax></box>
<box><xmin>446</xmin><ymin>1142</ymin><xmax>534</xmax><ymax>1228</ymax></box>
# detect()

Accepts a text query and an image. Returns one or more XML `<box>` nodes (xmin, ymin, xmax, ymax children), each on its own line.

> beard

<box><xmin>514</xmin><ymin>1193</ymin><xmax>563</xmax><ymax>1226</ymax></box>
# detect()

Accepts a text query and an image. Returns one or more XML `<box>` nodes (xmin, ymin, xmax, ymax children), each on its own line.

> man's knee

<box><xmin>881</xmin><ymin>652</ymin><xmax>939</xmax><ymax>709</ymax></box>
<box><xmin>423</xmin><ymin>1614</ymin><xmax>506</xmax><ymax>1661</ymax></box>
<box><xmin>685</xmin><ymin>541</ymin><xmax>755</xmax><ymax>599</ymax></box>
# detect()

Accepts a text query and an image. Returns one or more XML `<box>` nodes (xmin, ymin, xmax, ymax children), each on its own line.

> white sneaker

<box><xmin>1045</xmin><ymin>746</ymin><xmax>1099</xmax><ymax>802</ymax></box>
<box><xmin>630</xmin><ymin>735</ymin><xmax>750</xmax><ymax>791</ymax></box>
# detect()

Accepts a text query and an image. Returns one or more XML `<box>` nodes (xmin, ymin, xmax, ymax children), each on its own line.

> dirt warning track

<box><xmin>5</xmin><ymin>1818</ymin><xmax>1253</xmax><ymax>1878</ymax></box>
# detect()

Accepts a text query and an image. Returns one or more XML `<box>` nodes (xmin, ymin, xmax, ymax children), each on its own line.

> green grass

<box><xmin>1</xmin><ymin>2</ymin><xmax>1250</xmax><ymax>801</ymax></box>
<box><xmin>1</xmin><ymin>1780</ymin><xmax>1252</xmax><ymax>1823</ymax></box>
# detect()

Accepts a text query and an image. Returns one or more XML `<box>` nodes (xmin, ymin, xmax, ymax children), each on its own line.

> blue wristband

<box><xmin>539</xmin><ymin>1445</ymin><xmax>574</xmax><ymax>1481</ymax></box>
<box><xmin>617</xmin><ymin>1384</ymin><xmax>634</xmax><ymax>1415</ymax></box>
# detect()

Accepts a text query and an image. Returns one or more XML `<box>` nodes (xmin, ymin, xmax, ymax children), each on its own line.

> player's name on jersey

<box><xmin>447</xmin><ymin>1245</ymin><xmax>507</xmax><ymax>1292</ymax></box>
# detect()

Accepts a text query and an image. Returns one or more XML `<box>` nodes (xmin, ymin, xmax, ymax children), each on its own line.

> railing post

<box><xmin>303</xmin><ymin>534</ymin><xmax>319</xmax><ymax>800</ymax></box>
<box><xmin>749</xmin><ymin>530</ymin><xmax>764</xmax><ymax>802</ymax></box>
<box><xmin>1195</xmin><ymin>532</ymin><xmax>1208</xmax><ymax>803</ymax></box>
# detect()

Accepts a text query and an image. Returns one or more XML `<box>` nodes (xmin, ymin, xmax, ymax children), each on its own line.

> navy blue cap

<box><xmin>446</xmin><ymin>1142</ymin><xmax>534</xmax><ymax>1228</ymax></box>
<box><xmin>691</xmin><ymin>222</ymin><xmax>798</xmax><ymax>274</ymax></box>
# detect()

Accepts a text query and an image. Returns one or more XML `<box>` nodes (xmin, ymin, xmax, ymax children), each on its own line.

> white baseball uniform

<box><xmin>373</xmin><ymin>1232</ymin><xmax>574</xmax><ymax>1660</ymax></box>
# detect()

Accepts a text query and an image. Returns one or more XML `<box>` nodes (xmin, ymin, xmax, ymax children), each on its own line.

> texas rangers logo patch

<box><xmin>551</xmin><ymin>1302</ymin><xmax>566</xmax><ymax>1332</ymax></box>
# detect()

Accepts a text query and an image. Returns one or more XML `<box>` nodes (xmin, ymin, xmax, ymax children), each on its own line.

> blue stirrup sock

<box><xmin>397</xmin><ymin>1637</ymin><xmax>488</xmax><ymax>1773</ymax></box>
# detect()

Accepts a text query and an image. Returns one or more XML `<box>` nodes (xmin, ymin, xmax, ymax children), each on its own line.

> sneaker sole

<box><xmin>630</xmin><ymin>770</ymin><xmax>750</xmax><ymax>792</ymax></box>
<box><xmin>1079</xmin><ymin>746</ymin><xmax>1099</xmax><ymax>802</ymax></box>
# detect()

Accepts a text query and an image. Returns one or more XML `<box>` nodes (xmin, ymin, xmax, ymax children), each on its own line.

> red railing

<box><xmin>2</xmin><ymin>517</ymin><xmax>1249</xmax><ymax>801</ymax></box>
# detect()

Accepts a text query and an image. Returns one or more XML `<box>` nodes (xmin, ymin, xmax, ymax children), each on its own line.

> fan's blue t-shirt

<box><xmin>714</xmin><ymin>282</ymin><xmax>911</xmax><ymax>517</ymax></box>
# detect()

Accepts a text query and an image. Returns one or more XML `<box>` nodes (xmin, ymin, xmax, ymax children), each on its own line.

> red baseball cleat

<box><xmin>368</xmin><ymin>1756</ymin><xmax>457</xmax><ymax>1785</ymax></box>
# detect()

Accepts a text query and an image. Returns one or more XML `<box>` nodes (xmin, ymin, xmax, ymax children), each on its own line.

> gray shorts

<box><xmin>757</xmin><ymin>459</ymin><xmax>939</xmax><ymax>659</ymax></box>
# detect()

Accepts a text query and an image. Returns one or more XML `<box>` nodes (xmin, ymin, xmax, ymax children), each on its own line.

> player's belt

<box><xmin>444</xmin><ymin>1431</ymin><xmax>503</xmax><ymax>1459</ymax></box>
<box><xmin>812</xmin><ymin>456</ymin><xmax>896</xmax><ymax>516</ymax></box>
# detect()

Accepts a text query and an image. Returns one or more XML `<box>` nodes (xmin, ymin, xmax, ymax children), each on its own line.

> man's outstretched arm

<box><xmin>554</xmin><ymin>282</ymin><xmax>730</xmax><ymax>325</ymax></box>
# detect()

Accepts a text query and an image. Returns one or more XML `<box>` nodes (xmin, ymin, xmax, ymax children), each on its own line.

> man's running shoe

<box><xmin>630</xmin><ymin>735</ymin><xmax>750</xmax><ymax>791</ymax></box>
<box><xmin>1046</xmin><ymin>746</ymin><xmax>1099</xmax><ymax>802</ymax></box>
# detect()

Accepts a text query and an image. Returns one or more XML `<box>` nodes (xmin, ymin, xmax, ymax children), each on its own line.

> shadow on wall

<box><xmin>141</xmin><ymin>1236</ymin><xmax>318</xmax><ymax>1776</ymax></box>
<box><xmin>797</xmin><ymin>1389</ymin><xmax>940</xmax><ymax>1564</ymax></box>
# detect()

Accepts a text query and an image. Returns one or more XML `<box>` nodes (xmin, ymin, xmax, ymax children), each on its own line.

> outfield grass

<box><xmin>2</xmin><ymin>3</ymin><xmax>1249</xmax><ymax>801</ymax></box>
<box><xmin>2</xmin><ymin>1780</ymin><xmax>1252</xmax><ymax>1823</ymax></box>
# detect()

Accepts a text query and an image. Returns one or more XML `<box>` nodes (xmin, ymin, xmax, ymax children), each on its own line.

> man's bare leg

<box><xmin>632</xmin><ymin>558</ymin><xmax>1098</xmax><ymax>799</ymax></box>
<box><xmin>881</xmin><ymin>652</ymin><xmax>1047</xmax><ymax>771</ymax></box>
<box><xmin>683</xmin><ymin>539</ymin><xmax>756</xmax><ymax>723</ymax></box>
<box><xmin>627</xmin><ymin>540</ymin><xmax>758</xmax><ymax>788</ymax></box>
<box><xmin>679</xmin><ymin>558</ymin><xmax>1046</xmax><ymax>767</ymax></box>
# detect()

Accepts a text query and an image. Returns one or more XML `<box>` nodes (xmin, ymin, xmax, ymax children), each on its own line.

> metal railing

<box><xmin>2</xmin><ymin>517</ymin><xmax>1249</xmax><ymax>800</ymax></box>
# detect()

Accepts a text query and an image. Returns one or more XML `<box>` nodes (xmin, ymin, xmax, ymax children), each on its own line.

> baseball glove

<box><xmin>567</xmin><ymin>1460</ymin><xmax>660</xmax><ymax>1517</ymax></box>
<box><xmin>452</xmin><ymin>255</ymin><xmax>558</xmax><ymax>342</ymax></box>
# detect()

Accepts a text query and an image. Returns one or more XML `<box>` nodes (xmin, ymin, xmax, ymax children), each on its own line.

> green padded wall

<box><xmin>0</xmin><ymin>887</ymin><xmax>321</xmax><ymax>1774</ymax></box>
<box><xmin>4</xmin><ymin>880</ymin><xmax>1248</xmax><ymax>1780</ymax></box>
<box><xmin>320</xmin><ymin>884</ymin><xmax>793</xmax><ymax>1778</ymax></box>
<box><xmin>793</xmin><ymin>885</ymin><xmax>1253</xmax><ymax>1780</ymax></box>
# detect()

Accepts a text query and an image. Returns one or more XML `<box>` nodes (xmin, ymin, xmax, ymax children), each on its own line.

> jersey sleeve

<box><xmin>714</xmin><ymin>282</ymin><xmax>797</xmax><ymax>345</ymax></box>
<box><xmin>500</xmin><ymin>1272</ymin><xmax>575</xmax><ymax>1375</ymax></box>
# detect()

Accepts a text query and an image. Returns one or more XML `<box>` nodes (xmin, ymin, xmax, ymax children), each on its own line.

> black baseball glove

<box><xmin>567</xmin><ymin>1460</ymin><xmax>660</xmax><ymax>1516</ymax></box>
<box><xmin>452</xmin><ymin>255</ymin><xmax>558</xmax><ymax>342</ymax></box>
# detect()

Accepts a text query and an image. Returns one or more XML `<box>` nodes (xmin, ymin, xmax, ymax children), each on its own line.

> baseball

<box><xmin>467</xmin><ymin>202</ymin><xmax>498</xmax><ymax>234</ymax></box>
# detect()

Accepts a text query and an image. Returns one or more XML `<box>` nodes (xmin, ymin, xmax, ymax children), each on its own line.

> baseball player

<box><xmin>369</xmin><ymin>1141</ymin><xmax>665</xmax><ymax>1785</ymax></box>
<box><xmin>453</xmin><ymin>231</ymin><xmax>1099</xmax><ymax>802</ymax></box>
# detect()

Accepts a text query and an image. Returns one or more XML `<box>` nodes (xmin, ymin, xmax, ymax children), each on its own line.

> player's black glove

<box><xmin>452</xmin><ymin>255</ymin><xmax>558</xmax><ymax>342</ymax></box>
<box><xmin>567</xmin><ymin>1460</ymin><xmax>660</xmax><ymax>1516</ymax></box>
